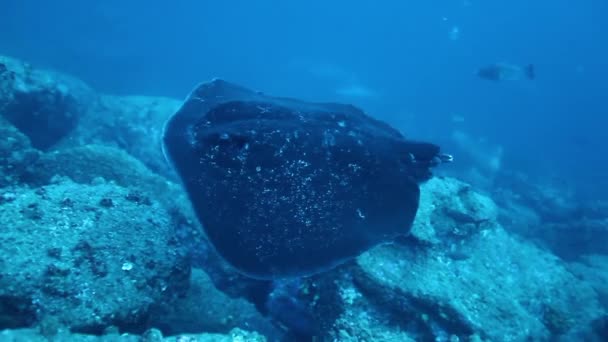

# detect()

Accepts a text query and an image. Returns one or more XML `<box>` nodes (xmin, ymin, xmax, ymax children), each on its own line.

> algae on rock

<box><xmin>0</xmin><ymin>180</ymin><xmax>190</xmax><ymax>332</ymax></box>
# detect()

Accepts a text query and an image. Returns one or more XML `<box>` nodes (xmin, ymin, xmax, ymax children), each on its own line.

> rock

<box><xmin>0</xmin><ymin>327</ymin><xmax>266</xmax><ymax>342</ymax></box>
<box><xmin>529</xmin><ymin>218</ymin><xmax>608</xmax><ymax>260</ymax></box>
<box><xmin>148</xmin><ymin>268</ymin><xmax>278</xmax><ymax>338</ymax></box>
<box><xmin>162</xmin><ymin>328</ymin><xmax>266</xmax><ymax>342</ymax></box>
<box><xmin>22</xmin><ymin>144</ymin><xmax>210</xmax><ymax>279</ymax></box>
<box><xmin>354</xmin><ymin>217</ymin><xmax>602</xmax><ymax>340</ymax></box>
<box><xmin>0</xmin><ymin>55</ymin><xmax>178</xmax><ymax>177</ymax></box>
<box><xmin>411</xmin><ymin>177</ymin><xmax>497</xmax><ymax>244</ymax></box>
<box><xmin>568</xmin><ymin>255</ymin><xmax>608</xmax><ymax>309</ymax></box>
<box><xmin>311</xmin><ymin>269</ymin><xmax>419</xmax><ymax>341</ymax></box>
<box><xmin>24</xmin><ymin>144</ymin><xmax>188</xmax><ymax>209</ymax></box>
<box><xmin>295</xmin><ymin>177</ymin><xmax>603</xmax><ymax>341</ymax></box>
<box><xmin>70</xmin><ymin>95</ymin><xmax>181</xmax><ymax>177</ymax></box>
<box><xmin>354</xmin><ymin>233</ymin><xmax>586</xmax><ymax>339</ymax></box>
<box><xmin>496</xmin><ymin>171</ymin><xmax>582</xmax><ymax>224</ymax></box>
<box><xmin>0</xmin><ymin>118</ymin><xmax>40</xmax><ymax>187</ymax></box>
<box><xmin>0</xmin><ymin>179</ymin><xmax>190</xmax><ymax>332</ymax></box>
<box><xmin>0</xmin><ymin>55</ymin><xmax>95</xmax><ymax>150</ymax></box>
<box><xmin>490</xmin><ymin>172</ymin><xmax>608</xmax><ymax>260</ymax></box>
<box><xmin>590</xmin><ymin>315</ymin><xmax>608</xmax><ymax>341</ymax></box>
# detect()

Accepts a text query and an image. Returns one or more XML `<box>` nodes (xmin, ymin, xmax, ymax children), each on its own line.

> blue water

<box><xmin>2</xmin><ymin>1</ymin><xmax>608</xmax><ymax>339</ymax></box>
<box><xmin>2</xmin><ymin>0</ymin><xmax>606</xmax><ymax>198</ymax></box>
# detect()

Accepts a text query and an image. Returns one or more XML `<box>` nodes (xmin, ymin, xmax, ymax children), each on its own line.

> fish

<box><xmin>162</xmin><ymin>79</ymin><xmax>451</xmax><ymax>279</ymax></box>
<box><xmin>477</xmin><ymin>63</ymin><xmax>535</xmax><ymax>81</ymax></box>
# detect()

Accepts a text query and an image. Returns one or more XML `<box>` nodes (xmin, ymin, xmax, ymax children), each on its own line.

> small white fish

<box><xmin>335</xmin><ymin>84</ymin><xmax>376</xmax><ymax>98</ymax></box>
<box><xmin>477</xmin><ymin>63</ymin><xmax>535</xmax><ymax>81</ymax></box>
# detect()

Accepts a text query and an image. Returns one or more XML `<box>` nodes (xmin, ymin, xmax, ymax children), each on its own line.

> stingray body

<box><xmin>163</xmin><ymin>79</ymin><xmax>449</xmax><ymax>279</ymax></box>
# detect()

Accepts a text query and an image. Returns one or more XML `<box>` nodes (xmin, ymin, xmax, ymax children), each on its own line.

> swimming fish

<box><xmin>162</xmin><ymin>79</ymin><xmax>451</xmax><ymax>279</ymax></box>
<box><xmin>477</xmin><ymin>63</ymin><xmax>535</xmax><ymax>81</ymax></box>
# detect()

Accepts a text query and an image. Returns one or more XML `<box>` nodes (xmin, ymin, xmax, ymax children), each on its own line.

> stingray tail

<box><xmin>525</xmin><ymin>64</ymin><xmax>535</xmax><ymax>80</ymax></box>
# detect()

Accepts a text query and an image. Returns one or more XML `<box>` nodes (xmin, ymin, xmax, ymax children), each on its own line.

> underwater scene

<box><xmin>0</xmin><ymin>1</ymin><xmax>607</xmax><ymax>341</ymax></box>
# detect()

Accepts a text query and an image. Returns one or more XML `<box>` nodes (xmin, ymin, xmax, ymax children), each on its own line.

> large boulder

<box><xmin>568</xmin><ymin>254</ymin><xmax>608</xmax><ymax>310</ymax></box>
<box><xmin>148</xmin><ymin>268</ymin><xmax>278</xmax><ymax>338</ymax></box>
<box><xmin>0</xmin><ymin>118</ymin><xmax>40</xmax><ymax>188</ymax></box>
<box><xmin>0</xmin><ymin>55</ymin><xmax>94</xmax><ymax>150</ymax></box>
<box><xmin>411</xmin><ymin>177</ymin><xmax>498</xmax><ymax>244</ymax></box>
<box><xmin>528</xmin><ymin>218</ymin><xmax>608</xmax><ymax>260</ymax></box>
<box><xmin>354</xmin><ymin>229</ymin><xmax>602</xmax><ymax>340</ymax></box>
<box><xmin>300</xmin><ymin>177</ymin><xmax>604</xmax><ymax>341</ymax></box>
<box><xmin>24</xmin><ymin>144</ymin><xmax>188</xmax><ymax>209</ymax></box>
<box><xmin>308</xmin><ymin>269</ymin><xmax>419</xmax><ymax>341</ymax></box>
<box><xmin>0</xmin><ymin>55</ymin><xmax>178</xmax><ymax>177</ymax></box>
<box><xmin>0</xmin><ymin>327</ymin><xmax>266</xmax><ymax>342</ymax></box>
<box><xmin>0</xmin><ymin>179</ymin><xmax>190</xmax><ymax>332</ymax></box>
<box><xmin>494</xmin><ymin>172</ymin><xmax>608</xmax><ymax>260</ymax></box>
<box><xmin>69</xmin><ymin>95</ymin><xmax>181</xmax><ymax>177</ymax></box>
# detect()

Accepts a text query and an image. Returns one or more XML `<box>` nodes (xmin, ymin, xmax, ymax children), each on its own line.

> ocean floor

<box><xmin>0</xmin><ymin>55</ymin><xmax>606</xmax><ymax>341</ymax></box>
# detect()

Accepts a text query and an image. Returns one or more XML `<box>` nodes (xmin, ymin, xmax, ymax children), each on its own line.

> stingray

<box><xmin>162</xmin><ymin>79</ymin><xmax>451</xmax><ymax>279</ymax></box>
